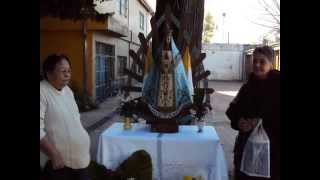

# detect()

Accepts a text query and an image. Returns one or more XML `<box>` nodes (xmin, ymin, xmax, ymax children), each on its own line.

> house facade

<box><xmin>40</xmin><ymin>0</ymin><xmax>154</xmax><ymax>102</ymax></box>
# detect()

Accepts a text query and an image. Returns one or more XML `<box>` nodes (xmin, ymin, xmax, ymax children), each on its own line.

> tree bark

<box><xmin>155</xmin><ymin>0</ymin><xmax>204</xmax><ymax>52</ymax></box>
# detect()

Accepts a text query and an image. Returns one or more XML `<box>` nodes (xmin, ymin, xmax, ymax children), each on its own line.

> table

<box><xmin>96</xmin><ymin>123</ymin><xmax>228</xmax><ymax>180</ymax></box>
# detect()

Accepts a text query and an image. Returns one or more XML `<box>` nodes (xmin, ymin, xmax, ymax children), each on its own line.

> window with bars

<box><xmin>95</xmin><ymin>42</ymin><xmax>115</xmax><ymax>102</ymax></box>
<box><xmin>139</xmin><ymin>11</ymin><xmax>145</xmax><ymax>30</ymax></box>
<box><xmin>118</xmin><ymin>56</ymin><xmax>127</xmax><ymax>76</ymax></box>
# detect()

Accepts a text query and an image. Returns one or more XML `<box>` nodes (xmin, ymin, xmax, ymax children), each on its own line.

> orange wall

<box><xmin>40</xmin><ymin>17</ymin><xmax>108</xmax><ymax>97</ymax></box>
<box><xmin>40</xmin><ymin>30</ymin><xmax>84</xmax><ymax>94</ymax></box>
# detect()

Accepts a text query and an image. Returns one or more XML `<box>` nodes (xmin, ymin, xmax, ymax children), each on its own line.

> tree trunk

<box><xmin>155</xmin><ymin>0</ymin><xmax>208</xmax><ymax>93</ymax></box>
<box><xmin>155</xmin><ymin>0</ymin><xmax>204</xmax><ymax>52</ymax></box>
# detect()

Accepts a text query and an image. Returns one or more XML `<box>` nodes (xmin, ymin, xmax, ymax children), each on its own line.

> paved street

<box><xmin>206</xmin><ymin>81</ymin><xmax>243</xmax><ymax>178</ymax></box>
<box><xmin>83</xmin><ymin>81</ymin><xmax>243</xmax><ymax>179</ymax></box>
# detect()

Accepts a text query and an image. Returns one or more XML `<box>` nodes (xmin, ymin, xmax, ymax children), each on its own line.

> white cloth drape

<box><xmin>97</xmin><ymin>123</ymin><xmax>229</xmax><ymax>180</ymax></box>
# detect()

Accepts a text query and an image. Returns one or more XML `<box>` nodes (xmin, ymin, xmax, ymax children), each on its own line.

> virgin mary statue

<box><xmin>142</xmin><ymin>21</ymin><xmax>193</xmax><ymax>119</ymax></box>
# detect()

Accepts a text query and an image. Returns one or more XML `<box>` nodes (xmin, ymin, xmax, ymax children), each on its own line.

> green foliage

<box><xmin>193</xmin><ymin>88</ymin><xmax>205</xmax><ymax>105</ymax></box>
<box><xmin>119</xmin><ymin>98</ymin><xmax>141</xmax><ymax>118</ymax></box>
<box><xmin>119</xmin><ymin>101</ymin><xmax>134</xmax><ymax>117</ymax></box>
<box><xmin>192</xmin><ymin>89</ymin><xmax>211</xmax><ymax>119</ymax></box>
<box><xmin>87</xmin><ymin>150</ymin><xmax>152</xmax><ymax>180</ymax></box>
<box><xmin>203</xmin><ymin>12</ymin><xmax>215</xmax><ymax>44</ymax></box>
<box><xmin>88</xmin><ymin>161</ymin><xmax>122</xmax><ymax>180</ymax></box>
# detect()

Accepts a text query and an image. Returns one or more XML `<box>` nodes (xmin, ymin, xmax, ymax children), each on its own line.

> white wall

<box><xmin>203</xmin><ymin>44</ymin><xmax>244</xmax><ymax>81</ymax></box>
<box><xmin>112</xmin><ymin>1</ymin><xmax>128</xmax><ymax>26</ymax></box>
<box><xmin>94</xmin><ymin>0</ymin><xmax>152</xmax><ymax>41</ymax></box>
<box><xmin>93</xmin><ymin>0</ymin><xmax>153</xmax><ymax>70</ymax></box>
<box><xmin>92</xmin><ymin>0</ymin><xmax>153</xmax><ymax>97</ymax></box>
<box><xmin>129</xmin><ymin>0</ymin><xmax>152</xmax><ymax>44</ymax></box>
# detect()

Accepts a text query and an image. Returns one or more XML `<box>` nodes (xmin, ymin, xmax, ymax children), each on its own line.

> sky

<box><xmin>145</xmin><ymin>0</ymin><xmax>280</xmax><ymax>44</ymax></box>
<box><xmin>94</xmin><ymin>0</ymin><xmax>280</xmax><ymax>44</ymax></box>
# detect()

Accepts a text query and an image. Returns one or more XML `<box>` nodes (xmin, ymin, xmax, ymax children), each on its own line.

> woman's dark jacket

<box><xmin>226</xmin><ymin>70</ymin><xmax>280</xmax><ymax>179</ymax></box>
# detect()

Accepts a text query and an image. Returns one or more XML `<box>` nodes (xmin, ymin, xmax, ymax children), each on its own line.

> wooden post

<box><xmin>82</xmin><ymin>19</ymin><xmax>88</xmax><ymax>98</ymax></box>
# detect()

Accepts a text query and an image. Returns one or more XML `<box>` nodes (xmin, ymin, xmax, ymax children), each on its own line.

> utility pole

<box><xmin>222</xmin><ymin>12</ymin><xmax>226</xmax><ymax>43</ymax></box>
<box><xmin>81</xmin><ymin>7</ymin><xmax>90</xmax><ymax>101</ymax></box>
<box><xmin>227</xmin><ymin>32</ymin><xmax>229</xmax><ymax>44</ymax></box>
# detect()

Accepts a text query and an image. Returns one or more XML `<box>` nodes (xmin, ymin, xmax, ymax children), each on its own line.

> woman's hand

<box><xmin>52</xmin><ymin>150</ymin><xmax>65</xmax><ymax>170</ymax></box>
<box><xmin>248</xmin><ymin>118</ymin><xmax>259</xmax><ymax>129</ymax></box>
<box><xmin>40</xmin><ymin>136</ymin><xmax>65</xmax><ymax>170</ymax></box>
<box><xmin>238</xmin><ymin>118</ymin><xmax>259</xmax><ymax>132</ymax></box>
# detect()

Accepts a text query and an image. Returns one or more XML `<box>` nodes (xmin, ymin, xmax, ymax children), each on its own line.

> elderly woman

<box><xmin>40</xmin><ymin>54</ymin><xmax>91</xmax><ymax>180</ymax></box>
<box><xmin>226</xmin><ymin>46</ymin><xmax>280</xmax><ymax>180</ymax></box>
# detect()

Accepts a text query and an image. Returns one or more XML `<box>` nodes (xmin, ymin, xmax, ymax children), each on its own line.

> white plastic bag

<box><xmin>240</xmin><ymin>119</ymin><xmax>271</xmax><ymax>178</ymax></box>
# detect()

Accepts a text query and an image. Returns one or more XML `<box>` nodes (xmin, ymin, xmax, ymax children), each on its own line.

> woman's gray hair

<box><xmin>253</xmin><ymin>46</ymin><xmax>274</xmax><ymax>62</ymax></box>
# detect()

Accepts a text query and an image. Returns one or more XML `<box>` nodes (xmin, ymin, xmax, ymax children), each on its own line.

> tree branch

<box><xmin>258</xmin><ymin>0</ymin><xmax>280</xmax><ymax>24</ymax></box>
<box><xmin>260</xmin><ymin>0</ymin><xmax>279</xmax><ymax>15</ymax></box>
<box><xmin>272</xmin><ymin>0</ymin><xmax>280</xmax><ymax>11</ymax></box>
<box><xmin>249</xmin><ymin>19</ymin><xmax>279</xmax><ymax>30</ymax></box>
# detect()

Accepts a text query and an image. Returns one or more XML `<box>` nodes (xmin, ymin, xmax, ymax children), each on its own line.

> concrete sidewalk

<box><xmin>80</xmin><ymin>92</ymin><xmax>141</xmax><ymax>133</ymax></box>
<box><xmin>82</xmin><ymin>91</ymin><xmax>141</xmax><ymax>162</ymax></box>
<box><xmin>207</xmin><ymin>80</ymin><xmax>243</xmax><ymax>179</ymax></box>
<box><xmin>80</xmin><ymin>95</ymin><xmax>120</xmax><ymax>132</ymax></box>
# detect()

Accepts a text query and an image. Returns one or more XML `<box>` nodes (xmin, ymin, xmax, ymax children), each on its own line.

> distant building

<box><xmin>202</xmin><ymin>42</ymin><xmax>279</xmax><ymax>82</ymax></box>
<box><xmin>202</xmin><ymin>43</ymin><xmax>256</xmax><ymax>81</ymax></box>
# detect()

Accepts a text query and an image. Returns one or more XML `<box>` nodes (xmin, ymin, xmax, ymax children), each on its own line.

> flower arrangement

<box><xmin>191</xmin><ymin>89</ymin><xmax>212</xmax><ymax>132</ymax></box>
<box><xmin>119</xmin><ymin>96</ymin><xmax>143</xmax><ymax>118</ymax></box>
<box><xmin>192</xmin><ymin>89</ymin><xmax>212</xmax><ymax>120</ymax></box>
<box><xmin>119</xmin><ymin>100</ymin><xmax>134</xmax><ymax>118</ymax></box>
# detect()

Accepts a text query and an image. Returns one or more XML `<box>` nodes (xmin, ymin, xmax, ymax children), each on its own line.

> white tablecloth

<box><xmin>96</xmin><ymin>123</ymin><xmax>229</xmax><ymax>180</ymax></box>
